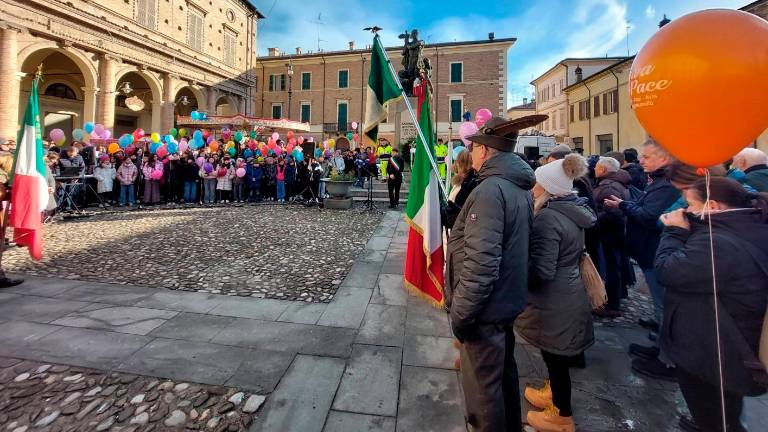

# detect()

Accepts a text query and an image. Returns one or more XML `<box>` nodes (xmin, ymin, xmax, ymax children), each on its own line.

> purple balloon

<box><xmin>203</xmin><ymin>162</ymin><xmax>213</xmax><ymax>173</ymax></box>
<box><xmin>458</xmin><ymin>122</ymin><xmax>479</xmax><ymax>146</ymax></box>
<box><xmin>196</xmin><ymin>156</ymin><xmax>204</xmax><ymax>167</ymax></box>
<box><xmin>102</xmin><ymin>130</ymin><xmax>111</xmax><ymax>140</ymax></box>
<box><xmin>207</xmin><ymin>136</ymin><xmax>214</xmax><ymax>144</ymax></box>
<box><xmin>94</xmin><ymin>124</ymin><xmax>105</xmax><ymax>136</ymax></box>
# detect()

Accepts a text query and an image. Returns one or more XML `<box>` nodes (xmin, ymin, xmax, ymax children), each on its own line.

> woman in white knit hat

<box><xmin>515</xmin><ymin>153</ymin><xmax>597</xmax><ymax>432</ymax></box>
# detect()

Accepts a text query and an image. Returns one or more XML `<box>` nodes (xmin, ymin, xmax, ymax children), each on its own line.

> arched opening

<box><xmin>114</xmin><ymin>72</ymin><xmax>155</xmax><ymax>137</ymax></box>
<box><xmin>215</xmin><ymin>95</ymin><xmax>236</xmax><ymax>116</ymax></box>
<box><xmin>174</xmin><ymin>87</ymin><xmax>200</xmax><ymax>117</ymax></box>
<box><xmin>21</xmin><ymin>50</ymin><xmax>87</xmax><ymax>142</ymax></box>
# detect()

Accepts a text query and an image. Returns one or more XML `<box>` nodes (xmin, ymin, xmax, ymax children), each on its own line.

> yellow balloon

<box><xmin>151</xmin><ymin>132</ymin><xmax>160</xmax><ymax>143</ymax></box>
<box><xmin>179</xmin><ymin>128</ymin><xmax>188</xmax><ymax>137</ymax></box>
<box><xmin>227</xmin><ymin>141</ymin><xmax>235</xmax><ymax>149</ymax></box>
<box><xmin>56</xmin><ymin>138</ymin><xmax>66</xmax><ymax>147</ymax></box>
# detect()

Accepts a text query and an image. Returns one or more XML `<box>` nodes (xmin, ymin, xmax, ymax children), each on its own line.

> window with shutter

<box><xmin>269</xmin><ymin>75</ymin><xmax>275</xmax><ymax>92</ymax></box>
<box><xmin>603</xmin><ymin>93</ymin><xmax>608</xmax><ymax>115</ymax></box>
<box><xmin>280</xmin><ymin>74</ymin><xmax>286</xmax><ymax>91</ymax></box>
<box><xmin>187</xmin><ymin>11</ymin><xmax>204</xmax><ymax>51</ymax></box>
<box><xmin>338</xmin><ymin>70</ymin><xmax>349</xmax><ymax>88</ymax></box>
<box><xmin>301</xmin><ymin>72</ymin><xmax>311</xmax><ymax>90</ymax></box>
<box><xmin>611</xmin><ymin>89</ymin><xmax>618</xmax><ymax>113</ymax></box>
<box><xmin>569</xmin><ymin>104</ymin><xmax>574</xmax><ymax>123</ymax></box>
<box><xmin>450</xmin><ymin>63</ymin><xmax>463</xmax><ymax>83</ymax></box>
<box><xmin>136</xmin><ymin>0</ymin><xmax>157</xmax><ymax>29</ymax></box>
<box><xmin>593</xmin><ymin>96</ymin><xmax>600</xmax><ymax>118</ymax></box>
<box><xmin>224</xmin><ymin>32</ymin><xmax>236</xmax><ymax>66</ymax></box>
<box><xmin>300</xmin><ymin>103</ymin><xmax>311</xmax><ymax>123</ymax></box>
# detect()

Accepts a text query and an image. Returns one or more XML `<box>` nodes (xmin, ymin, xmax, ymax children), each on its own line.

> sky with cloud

<box><xmin>252</xmin><ymin>0</ymin><xmax>746</xmax><ymax>107</ymax></box>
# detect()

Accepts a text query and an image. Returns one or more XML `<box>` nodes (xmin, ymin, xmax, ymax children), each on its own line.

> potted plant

<box><xmin>321</xmin><ymin>168</ymin><xmax>355</xmax><ymax>209</ymax></box>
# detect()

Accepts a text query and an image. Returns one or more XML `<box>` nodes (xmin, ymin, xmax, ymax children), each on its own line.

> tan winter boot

<box><xmin>527</xmin><ymin>403</ymin><xmax>575</xmax><ymax>432</ymax></box>
<box><xmin>524</xmin><ymin>380</ymin><xmax>552</xmax><ymax>409</ymax></box>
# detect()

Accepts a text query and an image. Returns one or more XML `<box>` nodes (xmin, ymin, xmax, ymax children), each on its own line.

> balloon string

<box><xmin>704</xmin><ymin>169</ymin><xmax>728</xmax><ymax>432</ymax></box>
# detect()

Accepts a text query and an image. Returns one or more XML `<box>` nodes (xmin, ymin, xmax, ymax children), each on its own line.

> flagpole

<box><xmin>376</xmin><ymin>36</ymin><xmax>448</xmax><ymax>202</ymax></box>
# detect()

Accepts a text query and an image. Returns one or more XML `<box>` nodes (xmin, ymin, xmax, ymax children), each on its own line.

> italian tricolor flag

<box><xmin>362</xmin><ymin>36</ymin><xmax>402</xmax><ymax>147</ymax></box>
<box><xmin>404</xmin><ymin>85</ymin><xmax>445</xmax><ymax>307</ymax></box>
<box><xmin>9</xmin><ymin>76</ymin><xmax>47</xmax><ymax>261</ymax></box>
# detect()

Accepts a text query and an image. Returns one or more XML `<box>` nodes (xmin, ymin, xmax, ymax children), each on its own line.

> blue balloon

<box><xmin>193</xmin><ymin>130</ymin><xmax>202</xmax><ymax>140</ymax></box>
<box><xmin>190</xmin><ymin>111</ymin><xmax>200</xmax><ymax>120</ymax></box>
<box><xmin>149</xmin><ymin>143</ymin><xmax>160</xmax><ymax>154</ymax></box>
<box><xmin>118</xmin><ymin>134</ymin><xmax>133</xmax><ymax>149</ymax></box>
<box><xmin>83</xmin><ymin>122</ymin><xmax>95</xmax><ymax>134</ymax></box>
<box><xmin>164</xmin><ymin>134</ymin><xmax>174</xmax><ymax>144</ymax></box>
<box><xmin>244</xmin><ymin>149</ymin><xmax>253</xmax><ymax>158</ymax></box>
<box><xmin>314</xmin><ymin>148</ymin><xmax>321</xmax><ymax>158</ymax></box>
<box><xmin>452</xmin><ymin>146</ymin><xmax>466</xmax><ymax>158</ymax></box>
<box><xmin>293</xmin><ymin>149</ymin><xmax>304</xmax><ymax>162</ymax></box>
<box><xmin>72</xmin><ymin>128</ymin><xmax>85</xmax><ymax>141</ymax></box>
<box><xmin>200</xmin><ymin>112</ymin><xmax>207</xmax><ymax>120</ymax></box>
<box><xmin>167</xmin><ymin>142</ymin><xmax>179</xmax><ymax>154</ymax></box>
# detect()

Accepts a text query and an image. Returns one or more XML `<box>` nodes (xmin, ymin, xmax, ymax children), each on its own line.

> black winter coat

<box><xmin>655</xmin><ymin>210</ymin><xmax>768</xmax><ymax>396</ymax></box>
<box><xmin>623</xmin><ymin>162</ymin><xmax>647</xmax><ymax>191</ymax></box>
<box><xmin>619</xmin><ymin>168</ymin><xmax>679</xmax><ymax>268</ymax></box>
<box><xmin>442</xmin><ymin>170</ymin><xmax>479</xmax><ymax>230</ymax></box>
<box><xmin>593</xmin><ymin>170</ymin><xmax>631</xmax><ymax>244</ymax></box>
<box><xmin>445</xmin><ymin>152</ymin><xmax>535</xmax><ymax>338</ymax></box>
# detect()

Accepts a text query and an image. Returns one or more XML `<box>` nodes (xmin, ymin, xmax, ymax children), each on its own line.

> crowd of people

<box><xmin>44</xmin><ymin>139</ymin><xmax>404</xmax><ymax>212</ymax></box>
<box><xmin>443</xmin><ymin>116</ymin><xmax>768</xmax><ymax>432</ymax></box>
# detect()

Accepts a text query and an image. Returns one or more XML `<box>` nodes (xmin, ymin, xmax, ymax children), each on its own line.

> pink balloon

<box><xmin>49</xmin><ymin>129</ymin><xmax>65</xmax><ymax>142</ymax></box>
<box><xmin>94</xmin><ymin>124</ymin><xmax>105</xmax><ymax>136</ymax></box>
<box><xmin>298</xmin><ymin>136</ymin><xmax>305</xmax><ymax>145</ymax></box>
<box><xmin>236</xmin><ymin>167</ymin><xmax>246</xmax><ymax>178</ymax></box>
<box><xmin>151</xmin><ymin>169</ymin><xmax>163</xmax><ymax>180</ymax></box>
<box><xmin>459</xmin><ymin>122</ymin><xmax>479</xmax><ymax>146</ymax></box>
<box><xmin>179</xmin><ymin>140</ymin><xmax>189</xmax><ymax>153</ymax></box>
<box><xmin>196</xmin><ymin>156</ymin><xmax>205</xmax><ymax>167</ymax></box>
<box><xmin>102</xmin><ymin>130</ymin><xmax>111</xmax><ymax>140</ymax></box>
<box><xmin>288</xmin><ymin>138</ymin><xmax>296</xmax><ymax>146</ymax></box>
<box><xmin>274</xmin><ymin>147</ymin><xmax>282</xmax><ymax>156</ymax></box>
<box><xmin>475</xmin><ymin>108</ymin><xmax>493</xmax><ymax>127</ymax></box>
<box><xmin>287</xmin><ymin>144</ymin><xmax>295</xmax><ymax>153</ymax></box>
<box><xmin>351</xmin><ymin>121</ymin><xmax>358</xmax><ymax>130</ymax></box>
<box><xmin>271</xmin><ymin>132</ymin><xmax>279</xmax><ymax>141</ymax></box>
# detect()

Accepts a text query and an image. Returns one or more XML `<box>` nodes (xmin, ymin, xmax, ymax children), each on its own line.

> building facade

<box><xmin>742</xmin><ymin>0</ymin><xmax>768</xmax><ymax>151</ymax></box>
<box><xmin>506</xmin><ymin>98</ymin><xmax>536</xmax><ymax>133</ymax></box>
<box><xmin>0</xmin><ymin>0</ymin><xmax>262</xmax><ymax>141</ymax></box>
<box><xmin>530</xmin><ymin>57</ymin><xmax>627</xmax><ymax>142</ymax></box>
<box><xmin>565</xmin><ymin>57</ymin><xmax>648</xmax><ymax>155</ymax></box>
<box><xmin>253</xmin><ymin>37</ymin><xmax>515</xmax><ymax>146</ymax></box>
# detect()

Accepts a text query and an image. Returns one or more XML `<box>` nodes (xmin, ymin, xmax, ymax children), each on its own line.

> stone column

<box><xmin>207</xmin><ymin>88</ymin><xmax>217</xmax><ymax>115</ymax></box>
<box><xmin>238</xmin><ymin>96</ymin><xmax>246</xmax><ymax>115</ymax></box>
<box><xmin>151</xmin><ymin>101</ymin><xmax>163</xmax><ymax>132</ymax></box>
<box><xmin>81</xmin><ymin>86</ymin><xmax>98</xmax><ymax>128</ymax></box>
<box><xmin>161</xmin><ymin>73</ymin><xmax>175</xmax><ymax>131</ymax></box>
<box><xmin>97</xmin><ymin>55</ymin><xmax>117</xmax><ymax>129</ymax></box>
<box><xmin>0</xmin><ymin>26</ymin><xmax>20</xmax><ymax>141</ymax></box>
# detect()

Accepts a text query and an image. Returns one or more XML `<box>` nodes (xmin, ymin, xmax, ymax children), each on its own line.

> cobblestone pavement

<box><xmin>5</xmin><ymin>206</ymin><xmax>382</xmax><ymax>302</ymax></box>
<box><xmin>0</xmin><ymin>357</ymin><xmax>263</xmax><ymax>431</ymax></box>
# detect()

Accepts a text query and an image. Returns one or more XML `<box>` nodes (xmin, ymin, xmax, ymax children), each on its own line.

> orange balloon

<box><xmin>630</xmin><ymin>9</ymin><xmax>768</xmax><ymax>167</ymax></box>
<box><xmin>107</xmin><ymin>143</ymin><xmax>119</xmax><ymax>155</ymax></box>
<box><xmin>209</xmin><ymin>142</ymin><xmax>219</xmax><ymax>152</ymax></box>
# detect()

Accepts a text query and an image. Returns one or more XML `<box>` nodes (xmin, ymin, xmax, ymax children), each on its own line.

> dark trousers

<box><xmin>601</xmin><ymin>239</ymin><xmax>624</xmax><ymax>311</ymax></box>
<box><xmin>541</xmin><ymin>351</ymin><xmax>574</xmax><ymax>417</ymax></box>
<box><xmin>387</xmin><ymin>180</ymin><xmax>401</xmax><ymax>208</ymax></box>
<box><xmin>677</xmin><ymin>369</ymin><xmax>745</xmax><ymax>432</ymax></box>
<box><xmin>459</xmin><ymin>324</ymin><xmax>521</xmax><ymax>432</ymax></box>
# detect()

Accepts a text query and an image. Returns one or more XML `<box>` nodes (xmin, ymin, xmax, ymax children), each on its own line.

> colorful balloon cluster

<box><xmin>455</xmin><ymin>108</ymin><xmax>493</xmax><ymax>146</ymax></box>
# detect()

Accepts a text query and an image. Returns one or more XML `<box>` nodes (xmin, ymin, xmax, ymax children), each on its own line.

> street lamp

<box><xmin>286</xmin><ymin>61</ymin><xmax>294</xmax><ymax>120</ymax></box>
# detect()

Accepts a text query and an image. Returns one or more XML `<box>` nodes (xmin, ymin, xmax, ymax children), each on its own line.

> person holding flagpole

<box><xmin>445</xmin><ymin>115</ymin><xmax>544</xmax><ymax>432</ymax></box>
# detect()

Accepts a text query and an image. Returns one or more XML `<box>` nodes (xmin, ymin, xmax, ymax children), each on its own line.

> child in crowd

<box><xmin>93</xmin><ymin>155</ymin><xmax>116</xmax><ymax>208</ymax></box>
<box><xmin>200</xmin><ymin>157</ymin><xmax>217</xmax><ymax>204</ymax></box>
<box><xmin>262</xmin><ymin>157</ymin><xmax>276</xmax><ymax>201</ymax></box>
<box><xmin>233</xmin><ymin>158</ymin><xmax>246</xmax><ymax>203</ymax></box>
<box><xmin>215</xmin><ymin>156</ymin><xmax>235</xmax><ymax>203</ymax></box>
<box><xmin>116</xmin><ymin>157</ymin><xmax>138</xmax><ymax>206</ymax></box>
<box><xmin>285</xmin><ymin>157</ymin><xmax>297</xmax><ymax>201</ymax></box>
<box><xmin>142</xmin><ymin>154</ymin><xmax>163</xmax><ymax>205</ymax></box>
<box><xmin>181</xmin><ymin>157</ymin><xmax>199</xmax><ymax>204</ymax></box>
<box><xmin>275</xmin><ymin>157</ymin><xmax>286</xmax><ymax>203</ymax></box>
<box><xmin>246</xmin><ymin>158</ymin><xmax>263</xmax><ymax>203</ymax></box>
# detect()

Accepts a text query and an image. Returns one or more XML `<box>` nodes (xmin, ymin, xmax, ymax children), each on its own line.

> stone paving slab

<box><xmin>5</xmin><ymin>275</ymin><xmax>82</xmax><ymax>297</ymax></box>
<box><xmin>225</xmin><ymin>349</ymin><xmax>296</xmax><ymax>393</ymax></box>
<box><xmin>317</xmin><ymin>287</ymin><xmax>372</xmax><ymax>328</ymax></box>
<box><xmin>209</xmin><ymin>297</ymin><xmax>291</xmax><ymax>321</ymax></box>
<box><xmin>252</xmin><ymin>355</ymin><xmax>346</xmax><ymax>432</ymax></box>
<box><xmin>340</xmin><ymin>262</ymin><xmax>383</xmax><ymax>289</ymax></box>
<box><xmin>403</xmin><ymin>334</ymin><xmax>458</xmax><ymax>370</ymax></box>
<box><xmin>50</xmin><ymin>304</ymin><xmax>178</xmax><ymax>335</ymax></box>
<box><xmin>366</xmin><ymin>236</ymin><xmax>393</xmax><ymax>251</ymax></box>
<box><xmin>356</xmin><ymin>304</ymin><xmax>406</xmax><ymax>347</ymax></box>
<box><xmin>11</xmin><ymin>327</ymin><xmax>151</xmax><ymax>370</ymax></box>
<box><xmin>0</xmin><ymin>295</ymin><xmax>92</xmax><ymax>324</ymax></box>
<box><xmin>148</xmin><ymin>312</ymin><xmax>237</xmax><ymax>342</ymax></box>
<box><xmin>0</xmin><ymin>320</ymin><xmax>62</xmax><ymax>349</ymax></box>
<box><xmin>358</xmin><ymin>249</ymin><xmax>388</xmax><ymax>263</ymax></box>
<box><xmin>52</xmin><ymin>282</ymin><xmax>158</xmax><ymax>305</ymax></box>
<box><xmin>277</xmin><ymin>301</ymin><xmax>328</xmax><ymax>325</ymax></box>
<box><xmin>134</xmin><ymin>290</ymin><xmax>226</xmax><ymax>314</ymax></box>
<box><xmin>212</xmin><ymin>318</ymin><xmax>357</xmax><ymax>357</ymax></box>
<box><xmin>332</xmin><ymin>345</ymin><xmax>402</xmax><ymax>417</ymax></box>
<box><xmin>116</xmin><ymin>338</ymin><xmax>249</xmax><ymax>386</ymax></box>
<box><xmin>323</xmin><ymin>411</ymin><xmax>396</xmax><ymax>432</ymax></box>
<box><xmin>397</xmin><ymin>366</ymin><xmax>465</xmax><ymax>432</ymax></box>
<box><xmin>371</xmin><ymin>274</ymin><xmax>408</xmax><ymax>306</ymax></box>
<box><xmin>405</xmin><ymin>296</ymin><xmax>451</xmax><ymax>338</ymax></box>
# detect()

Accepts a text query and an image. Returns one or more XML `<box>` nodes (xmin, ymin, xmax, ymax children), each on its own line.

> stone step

<box><xmin>349</xmin><ymin>188</ymin><xmax>409</xmax><ymax>200</ymax></box>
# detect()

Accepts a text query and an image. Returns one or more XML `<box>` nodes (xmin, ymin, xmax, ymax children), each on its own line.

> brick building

<box><xmin>253</xmin><ymin>36</ymin><xmax>515</xmax><ymax>146</ymax></box>
<box><xmin>0</xmin><ymin>0</ymin><xmax>262</xmax><ymax>141</ymax></box>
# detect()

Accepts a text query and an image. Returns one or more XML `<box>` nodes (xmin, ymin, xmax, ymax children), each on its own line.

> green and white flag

<box><xmin>363</xmin><ymin>36</ymin><xmax>403</xmax><ymax>146</ymax></box>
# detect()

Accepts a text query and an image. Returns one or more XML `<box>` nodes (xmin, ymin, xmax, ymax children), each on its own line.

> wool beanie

<box><xmin>535</xmin><ymin>153</ymin><xmax>588</xmax><ymax>196</ymax></box>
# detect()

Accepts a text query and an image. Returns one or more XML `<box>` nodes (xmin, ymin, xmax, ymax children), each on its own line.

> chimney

<box><xmin>488</xmin><ymin>32</ymin><xmax>495</xmax><ymax>41</ymax></box>
<box><xmin>267</xmin><ymin>47</ymin><xmax>281</xmax><ymax>57</ymax></box>
<box><xmin>348</xmin><ymin>41</ymin><xmax>355</xmax><ymax>50</ymax></box>
<box><xmin>575</xmin><ymin>65</ymin><xmax>583</xmax><ymax>83</ymax></box>
<box><xmin>523</xmin><ymin>97</ymin><xmax>528</xmax><ymax>105</ymax></box>
<box><xmin>295</xmin><ymin>47</ymin><xmax>302</xmax><ymax>55</ymax></box>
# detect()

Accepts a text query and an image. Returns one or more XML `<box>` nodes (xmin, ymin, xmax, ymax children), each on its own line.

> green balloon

<box><xmin>234</xmin><ymin>131</ymin><xmax>243</xmax><ymax>142</ymax></box>
<box><xmin>249</xmin><ymin>131</ymin><xmax>257</xmax><ymax>139</ymax></box>
<box><xmin>228</xmin><ymin>147</ymin><xmax>236</xmax><ymax>156</ymax></box>
<box><xmin>169</xmin><ymin>127</ymin><xmax>178</xmax><ymax>137</ymax></box>
<box><xmin>346</xmin><ymin>132</ymin><xmax>354</xmax><ymax>140</ymax></box>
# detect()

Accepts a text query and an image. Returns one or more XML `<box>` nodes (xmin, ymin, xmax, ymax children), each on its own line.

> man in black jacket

<box><xmin>605</xmin><ymin>139</ymin><xmax>680</xmax><ymax>381</ymax></box>
<box><xmin>446</xmin><ymin>116</ymin><xmax>541</xmax><ymax>432</ymax></box>
<box><xmin>385</xmin><ymin>149</ymin><xmax>404</xmax><ymax>209</ymax></box>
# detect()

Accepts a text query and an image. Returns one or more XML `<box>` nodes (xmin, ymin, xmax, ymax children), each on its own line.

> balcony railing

<box><xmin>323</xmin><ymin>122</ymin><xmax>353</xmax><ymax>133</ymax></box>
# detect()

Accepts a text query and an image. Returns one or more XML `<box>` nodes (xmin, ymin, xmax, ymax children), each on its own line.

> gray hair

<box><xmin>734</xmin><ymin>148</ymin><xmax>768</xmax><ymax>168</ymax></box>
<box><xmin>597</xmin><ymin>156</ymin><xmax>620</xmax><ymax>173</ymax></box>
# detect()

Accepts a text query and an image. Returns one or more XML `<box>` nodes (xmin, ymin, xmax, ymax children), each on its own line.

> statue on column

<box><xmin>398</xmin><ymin>29</ymin><xmax>431</xmax><ymax>96</ymax></box>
